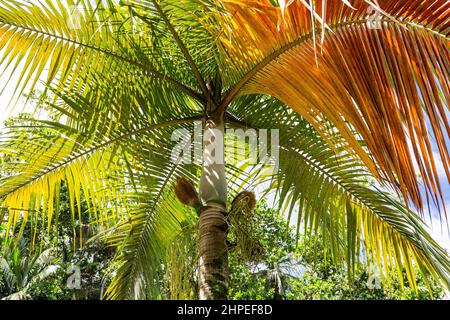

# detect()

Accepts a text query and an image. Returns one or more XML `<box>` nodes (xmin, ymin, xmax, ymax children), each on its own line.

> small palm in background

<box><xmin>0</xmin><ymin>239</ymin><xmax>59</xmax><ymax>300</ymax></box>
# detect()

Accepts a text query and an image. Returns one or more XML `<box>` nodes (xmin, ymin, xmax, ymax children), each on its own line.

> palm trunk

<box><xmin>198</xmin><ymin>112</ymin><xmax>229</xmax><ymax>300</ymax></box>
<box><xmin>198</xmin><ymin>202</ymin><xmax>228</xmax><ymax>299</ymax></box>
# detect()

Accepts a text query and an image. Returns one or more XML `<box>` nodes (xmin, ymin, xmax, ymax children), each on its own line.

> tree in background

<box><xmin>0</xmin><ymin>239</ymin><xmax>59</xmax><ymax>300</ymax></box>
<box><xmin>0</xmin><ymin>0</ymin><xmax>449</xmax><ymax>299</ymax></box>
<box><xmin>228</xmin><ymin>201</ymin><xmax>444</xmax><ymax>300</ymax></box>
<box><xmin>0</xmin><ymin>197</ymin><xmax>444</xmax><ymax>300</ymax></box>
<box><xmin>0</xmin><ymin>181</ymin><xmax>114</xmax><ymax>300</ymax></box>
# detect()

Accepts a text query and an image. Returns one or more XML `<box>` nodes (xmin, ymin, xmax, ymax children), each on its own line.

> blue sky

<box><xmin>416</xmin><ymin>111</ymin><xmax>450</xmax><ymax>250</ymax></box>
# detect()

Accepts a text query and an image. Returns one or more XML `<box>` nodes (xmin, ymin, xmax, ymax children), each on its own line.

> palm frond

<box><xmin>102</xmin><ymin>190</ymin><xmax>191</xmax><ymax>299</ymax></box>
<box><xmin>228</xmin><ymin>95</ymin><xmax>450</xmax><ymax>292</ymax></box>
<box><xmin>0</xmin><ymin>73</ymin><xmax>202</xmax><ymax>240</ymax></box>
<box><xmin>216</xmin><ymin>0</ymin><xmax>450</xmax><ymax>213</ymax></box>
<box><xmin>0</xmin><ymin>0</ymin><xmax>207</xmax><ymax>105</ymax></box>
<box><xmin>99</xmin><ymin>136</ymin><xmax>201</xmax><ymax>299</ymax></box>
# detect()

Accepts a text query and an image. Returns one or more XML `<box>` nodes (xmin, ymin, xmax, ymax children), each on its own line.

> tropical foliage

<box><xmin>1</xmin><ymin>198</ymin><xmax>443</xmax><ymax>300</ymax></box>
<box><xmin>228</xmin><ymin>201</ymin><xmax>444</xmax><ymax>300</ymax></box>
<box><xmin>0</xmin><ymin>239</ymin><xmax>59</xmax><ymax>300</ymax></box>
<box><xmin>0</xmin><ymin>0</ymin><xmax>449</xmax><ymax>299</ymax></box>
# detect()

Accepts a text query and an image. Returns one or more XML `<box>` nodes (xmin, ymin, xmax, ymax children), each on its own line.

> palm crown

<box><xmin>0</xmin><ymin>0</ymin><xmax>449</xmax><ymax>299</ymax></box>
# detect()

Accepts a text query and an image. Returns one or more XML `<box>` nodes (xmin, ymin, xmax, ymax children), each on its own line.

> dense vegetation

<box><xmin>1</xmin><ymin>193</ymin><xmax>442</xmax><ymax>300</ymax></box>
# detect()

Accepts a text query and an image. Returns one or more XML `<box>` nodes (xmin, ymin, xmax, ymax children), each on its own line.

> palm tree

<box><xmin>0</xmin><ymin>239</ymin><xmax>60</xmax><ymax>300</ymax></box>
<box><xmin>255</xmin><ymin>253</ymin><xmax>306</xmax><ymax>300</ymax></box>
<box><xmin>0</xmin><ymin>0</ymin><xmax>449</xmax><ymax>300</ymax></box>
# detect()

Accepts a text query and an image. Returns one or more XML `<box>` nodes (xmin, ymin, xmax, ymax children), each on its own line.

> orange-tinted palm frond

<box><xmin>217</xmin><ymin>0</ymin><xmax>450</xmax><ymax>214</ymax></box>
